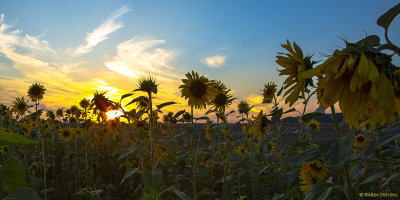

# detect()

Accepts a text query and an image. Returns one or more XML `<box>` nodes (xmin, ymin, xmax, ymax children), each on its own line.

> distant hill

<box><xmin>282</xmin><ymin>113</ymin><xmax>344</xmax><ymax>123</ymax></box>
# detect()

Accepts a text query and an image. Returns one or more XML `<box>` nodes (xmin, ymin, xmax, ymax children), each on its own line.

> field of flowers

<box><xmin>1</xmin><ymin>4</ymin><xmax>400</xmax><ymax>200</ymax></box>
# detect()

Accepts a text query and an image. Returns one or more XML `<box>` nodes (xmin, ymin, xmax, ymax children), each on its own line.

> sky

<box><xmin>1</xmin><ymin>0</ymin><xmax>399</xmax><ymax>121</ymax></box>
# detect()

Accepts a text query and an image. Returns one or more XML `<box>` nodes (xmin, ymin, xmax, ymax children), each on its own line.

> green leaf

<box><xmin>225</xmin><ymin>110</ymin><xmax>235</xmax><ymax>116</ymax></box>
<box><xmin>0</xmin><ymin>128</ymin><xmax>35</xmax><ymax>145</ymax></box>
<box><xmin>143</xmin><ymin>169</ymin><xmax>162</xmax><ymax>194</ymax></box>
<box><xmin>0</xmin><ymin>158</ymin><xmax>26</xmax><ymax>193</ymax></box>
<box><xmin>271</xmin><ymin>193</ymin><xmax>285</xmax><ymax>200</ymax></box>
<box><xmin>377</xmin><ymin>3</ymin><xmax>400</xmax><ymax>33</ymax></box>
<box><xmin>320</xmin><ymin>132</ymin><xmax>355</xmax><ymax>169</ymax></box>
<box><xmin>165</xmin><ymin>151</ymin><xmax>179</xmax><ymax>164</ymax></box>
<box><xmin>195</xmin><ymin>116</ymin><xmax>209</xmax><ymax>122</ymax></box>
<box><xmin>278</xmin><ymin>170</ymin><xmax>298</xmax><ymax>187</ymax></box>
<box><xmin>125</xmin><ymin>96</ymin><xmax>147</xmax><ymax>107</ymax></box>
<box><xmin>4</xmin><ymin>187</ymin><xmax>40</xmax><ymax>200</ymax></box>
<box><xmin>172</xmin><ymin>186</ymin><xmax>191</xmax><ymax>200</ymax></box>
<box><xmin>283</xmin><ymin>108</ymin><xmax>296</xmax><ymax>114</ymax></box>
<box><xmin>271</xmin><ymin>108</ymin><xmax>283</xmax><ymax>122</ymax></box>
<box><xmin>360</xmin><ymin>168</ymin><xmax>390</xmax><ymax>185</ymax></box>
<box><xmin>301</xmin><ymin>112</ymin><xmax>324</xmax><ymax>123</ymax></box>
<box><xmin>172</xmin><ymin>110</ymin><xmax>186</xmax><ymax>121</ymax></box>
<box><xmin>156</xmin><ymin>102</ymin><xmax>177</xmax><ymax>110</ymax></box>
<box><xmin>121</xmin><ymin>93</ymin><xmax>134</xmax><ymax>101</ymax></box>
<box><xmin>289</xmin><ymin>147</ymin><xmax>320</xmax><ymax>166</ymax></box>
<box><xmin>121</xmin><ymin>167</ymin><xmax>140</xmax><ymax>185</ymax></box>
<box><xmin>118</xmin><ymin>144</ymin><xmax>139</xmax><ymax>161</ymax></box>
<box><xmin>382</xmin><ymin>172</ymin><xmax>400</xmax><ymax>188</ymax></box>
<box><xmin>370</xmin><ymin>123</ymin><xmax>400</xmax><ymax>150</ymax></box>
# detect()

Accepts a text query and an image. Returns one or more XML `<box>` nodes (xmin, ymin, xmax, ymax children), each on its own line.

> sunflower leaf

<box><xmin>156</xmin><ymin>102</ymin><xmax>177</xmax><ymax>110</ymax></box>
<box><xmin>121</xmin><ymin>167</ymin><xmax>140</xmax><ymax>185</ymax></box>
<box><xmin>118</xmin><ymin>144</ymin><xmax>139</xmax><ymax>161</ymax></box>
<box><xmin>4</xmin><ymin>187</ymin><xmax>40</xmax><ymax>200</ymax></box>
<box><xmin>171</xmin><ymin>186</ymin><xmax>191</xmax><ymax>200</ymax></box>
<box><xmin>0</xmin><ymin>158</ymin><xmax>26</xmax><ymax>193</ymax></box>
<box><xmin>320</xmin><ymin>132</ymin><xmax>355</xmax><ymax>169</ymax></box>
<box><xmin>172</xmin><ymin>110</ymin><xmax>186</xmax><ymax>121</ymax></box>
<box><xmin>370</xmin><ymin>123</ymin><xmax>400</xmax><ymax>150</ymax></box>
<box><xmin>121</xmin><ymin>93</ymin><xmax>134</xmax><ymax>101</ymax></box>
<box><xmin>301</xmin><ymin>112</ymin><xmax>324</xmax><ymax>123</ymax></box>
<box><xmin>125</xmin><ymin>96</ymin><xmax>147</xmax><ymax>107</ymax></box>
<box><xmin>377</xmin><ymin>3</ymin><xmax>400</xmax><ymax>37</ymax></box>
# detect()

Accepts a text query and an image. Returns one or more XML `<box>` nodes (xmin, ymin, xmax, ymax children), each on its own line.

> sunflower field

<box><xmin>1</xmin><ymin>3</ymin><xmax>400</xmax><ymax>200</ymax></box>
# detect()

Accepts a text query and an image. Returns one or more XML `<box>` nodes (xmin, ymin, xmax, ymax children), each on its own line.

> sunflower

<box><xmin>234</xmin><ymin>145</ymin><xmax>246</xmax><ymax>155</ymax></box>
<box><xmin>58</xmin><ymin>128</ymin><xmax>74</xmax><ymax>142</ymax></box>
<box><xmin>79</xmin><ymin>98</ymin><xmax>90</xmax><ymax>109</ymax></box>
<box><xmin>11</xmin><ymin>97</ymin><xmax>29</xmax><ymax>117</ymax></box>
<box><xmin>354</xmin><ymin>135</ymin><xmax>370</xmax><ymax>148</ymax></box>
<box><xmin>74</xmin><ymin>128</ymin><xmax>84</xmax><ymax>138</ymax></box>
<box><xmin>201</xmin><ymin>154</ymin><xmax>213</xmax><ymax>168</ymax></box>
<box><xmin>162</xmin><ymin>112</ymin><xmax>177</xmax><ymax>125</ymax></box>
<box><xmin>0</xmin><ymin>145</ymin><xmax>8</xmax><ymax>154</ymax></box>
<box><xmin>69</xmin><ymin>105</ymin><xmax>81</xmax><ymax>117</ymax></box>
<box><xmin>209</xmin><ymin>88</ymin><xmax>235</xmax><ymax>113</ymax></box>
<box><xmin>248</xmin><ymin>110</ymin><xmax>270</xmax><ymax>140</ymax></box>
<box><xmin>236</xmin><ymin>195</ymin><xmax>246</xmax><ymax>200</ymax></box>
<box><xmin>27</xmin><ymin>82</ymin><xmax>46</xmax><ymax>102</ymax></box>
<box><xmin>237</xmin><ymin>100</ymin><xmax>251</xmax><ymax>116</ymax></box>
<box><xmin>46</xmin><ymin>110</ymin><xmax>55</xmax><ymax>120</ymax></box>
<box><xmin>19</xmin><ymin>122</ymin><xmax>32</xmax><ymax>136</ymax></box>
<box><xmin>179</xmin><ymin>71</ymin><xmax>214</xmax><ymax>109</ymax></box>
<box><xmin>276</xmin><ymin>40</ymin><xmax>316</xmax><ymax>106</ymax></box>
<box><xmin>262</xmin><ymin>82</ymin><xmax>277</xmax><ymax>103</ymax></box>
<box><xmin>305</xmin><ymin>37</ymin><xmax>399</xmax><ymax>129</ymax></box>
<box><xmin>205</xmin><ymin>123</ymin><xmax>213</xmax><ymax>140</ymax></box>
<box><xmin>29</xmin><ymin>161</ymin><xmax>38</xmax><ymax>170</ymax></box>
<box><xmin>91</xmin><ymin>91</ymin><xmax>113</xmax><ymax>113</ymax></box>
<box><xmin>306</xmin><ymin>119</ymin><xmax>320</xmax><ymax>132</ymax></box>
<box><xmin>56</xmin><ymin>108</ymin><xmax>64</xmax><ymax>118</ymax></box>
<box><xmin>299</xmin><ymin>160</ymin><xmax>329</xmax><ymax>194</ymax></box>
<box><xmin>136</xmin><ymin>76</ymin><xmax>158</xmax><ymax>94</ymax></box>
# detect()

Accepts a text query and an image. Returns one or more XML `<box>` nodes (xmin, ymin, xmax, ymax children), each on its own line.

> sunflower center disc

<box><xmin>190</xmin><ymin>81</ymin><xmax>207</xmax><ymax>98</ymax></box>
<box><xmin>215</xmin><ymin>93</ymin><xmax>227</xmax><ymax>106</ymax></box>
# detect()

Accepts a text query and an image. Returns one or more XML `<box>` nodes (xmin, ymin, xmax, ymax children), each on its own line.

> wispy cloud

<box><xmin>74</xmin><ymin>5</ymin><xmax>130</xmax><ymax>55</ymax></box>
<box><xmin>105</xmin><ymin>36</ymin><xmax>179</xmax><ymax>79</ymax></box>
<box><xmin>202</xmin><ymin>54</ymin><xmax>226</xmax><ymax>68</ymax></box>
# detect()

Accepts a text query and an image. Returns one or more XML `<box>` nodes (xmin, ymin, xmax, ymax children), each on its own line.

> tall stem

<box><xmin>149</xmin><ymin>92</ymin><xmax>154</xmax><ymax>171</ymax></box>
<box><xmin>191</xmin><ymin>106</ymin><xmax>197</xmax><ymax>200</ymax></box>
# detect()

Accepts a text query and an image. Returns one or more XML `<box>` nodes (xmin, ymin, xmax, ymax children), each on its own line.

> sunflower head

<box><xmin>306</xmin><ymin>119</ymin><xmax>321</xmax><ymax>132</ymax></box>
<box><xmin>69</xmin><ymin>105</ymin><xmax>80</xmax><ymax>117</ymax></box>
<box><xmin>29</xmin><ymin>161</ymin><xmax>38</xmax><ymax>170</ymax></box>
<box><xmin>276</xmin><ymin>40</ymin><xmax>316</xmax><ymax>106</ymax></box>
<box><xmin>262</xmin><ymin>82</ymin><xmax>277</xmax><ymax>103</ymax></box>
<box><xmin>266</xmin><ymin>141</ymin><xmax>276</xmax><ymax>152</ymax></box>
<box><xmin>299</xmin><ymin>160</ymin><xmax>329</xmax><ymax>194</ymax></box>
<box><xmin>237</xmin><ymin>100</ymin><xmax>250</xmax><ymax>115</ymax></box>
<box><xmin>11</xmin><ymin>97</ymin><xmax>29</xmax><ymax>117</ymax></box>
<box><xmin>234</xmin><ymin>145</ymin><xmax>246</xmax><ymax>155</ymax></box>
<box><xmin>56</xmin><ymin>108</ymin><xmax>64</xmax><ymax>118</ymax></box>
<box><xmin>162</xmin><ymin>112</ymin><xmax>177</xmax><ymax>125</ymax></box>
<box><xmin>137</xmin><ymin>76</ymin><xmax>158</xmax><ymax>94</ymax></box>
<box><xmin>91</xmin><ymin>91</ymin><xmax>112</xmax><ymax>113</ymax></box>
<box><xmin>58</xmin><ymin>128</ymin><xmax>74</xmax><ymax>142</ymax></box>
<box><xmin>27</xmin><ymin>82</ymin><xmax>46</xmax><ymax>101</ymax></box>
<box><xmin>249</xmin><ymin>110</ymin><xmax>270</xmax><ymax>139</ymax></box>
<box><xmin>79</xmin><ymin>98</ymin><xmax>90</xmax><ymax>109</ymax></box>
<box><xmin>209</xmin><ymin>83</ymin><xmax>235</xmax><ymax>113</ymax></box>
<box><xmin>179</xmin><ymin>71</ymin><xmax>214</xmax><ymax>109</ymax></box>
<box><xmin>45</xmin><ymin>110</ymin><xmax>55</xmax><ymax>120</ymax></box>
<box><xmin>354</xmin><ymin>135</ymin><xmax>369</xmax><ymax>148</ymax></box>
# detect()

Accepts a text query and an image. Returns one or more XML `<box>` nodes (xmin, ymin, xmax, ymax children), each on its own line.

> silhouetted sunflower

<box><xmin>27</xmin><ymin>82</ymin><xmax>46</xmax><ymax>101</ymax></box>
<box><xmin>262</xmin><ymin>82</ymin><xmax>277</xmax><ymax>103</ymax></box>
<box><xmin>136</xmin><ymin>76</ymin><xmax>158</xmax><ymax>94</ymax></box>
<box><xmin>276</xmin><ymin>40</ymin><xmax>316</xmax><ymax>106</ymax></box>
<box><xmin>179</xmin><ymin>71</ymin><xmax>214</xmax><ymax>109</ymax></box>
<box><xmin>11</xmin><ymin>97</ymin><xmax>29</xmax><ymax>117</ymax></box>
<box><xmin>79</xmin><ymin>98</ymin><xmax>90</xmax><ymax>109</ymax></box>
<box><xmin>56</xmin><ymin>108</ymin><xmax>64</xmax><ymax>118</ymax></box>
<box><xmin>237</xmin><ymin>100</ymin><xmax>250</xmax><ymax>116</ymax></box>
<box><xmin>91</xmin><ymin>91</ymin><xmax>113</xmax><ymax>113</ymax></box>
<box><xmin>209</xmin><ymin>89</ymin><xmax>235</xmax><ymax>113</ymax></box>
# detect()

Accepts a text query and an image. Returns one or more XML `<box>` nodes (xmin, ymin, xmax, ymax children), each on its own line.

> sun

<box><xmin>106</xmin><ymin>110</ymin><xmax>124</xmax><ymax>119</ymax></box>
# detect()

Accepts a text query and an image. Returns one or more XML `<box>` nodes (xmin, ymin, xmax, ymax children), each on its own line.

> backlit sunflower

<box><xmin>162</xmin><ymin>112</ymin><xmax>177</xmax><ymax>125</ymax></box>
<box><xmin>11</xmin><ymin>97</ymin><xmax>29</xmax><ymax>117</ymax></box>
<box><xmin>136</xmin><ymin>76</ymin><xmax>158</xmax><ymax>94</ymax></box>
<box><xmin>237</xmin><ymin>100</ymin><xmax>251</xmax><ymax>116</ymax></box>
<box><xmin>354</xmin><ymin>135</ymin><xmax>370</xmax><ymax>148</ymax></box>
<box><xmin>179</xmin><ymin>71</ymin><xmax>214</xmax><ymax>109</ymax></box>
<box><xmin>276</xmin><ymin>40</ymin><xmax>316</xmax><ymax>106</ymax></box>
<box><xmin>248</xmin><ymin>110</ymin><xmax>270</xmax><ymax>140</ymax></box>
<box><xmin>262</xmin><ymin>82</ymin><xmax>277</xmax><ymax>103</ymax></box>
<box><xmin>209</xmin><ymin>87</ymin><xmax>235</xmax><ymax>113</ymax></box>
<box><xmin>27</xmin><ymin>82</ymin><xmax>46</xmax><ymax>101</ymax></box>
<box><xmin>299</xmin><ymin>160</ymin><xmax>329</xmax><ymax>194</ymax></box>
<box><xmin>79</xmin><ymin>98</ymin><xmax>90</xmax><ymax>109</ymax></box>
<box><xmin>46</xmin><ymin>110</ymin><xmax>55</xmax><ymax>120</ymax></box>
<box><xmin>306</xmin><ymin>37</ymin><xmax>399</xmax><ymax>129</ymax></box>
<box><xmin>58</xmin><ymin>128</ymin><xmax>74</xmax><ymax>142</ymax></box>
<box><xmin>69</xmin><ymin>105</ymin><xmax>80</xmax><ymax>117</ymax></box>
<box><xmin>306</xmin><ymin>119</ymin><xmax>320</xmax><ymax>132</ymax></box>
<box><xmin>91</xmin><ymin>91</ymin><xmax>113</xmax><ymax>113</ymax></box>
<box><xmin>56</xmin><ymin>108</ymin><xmax>64</xmax><ymax>118</ymax></box>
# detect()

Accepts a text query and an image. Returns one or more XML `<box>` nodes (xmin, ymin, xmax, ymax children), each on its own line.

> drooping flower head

<box><xmin>276</xmin><ymin>40</ymin><xmax>316</xmax><ymax>106</ymax></box>
<box><xmin>91</xmin><ymin>91</ymin><xmax>113</xmax><ymax>113</ymax></box>
<box><xmin>27</xmin><ymin>82</ymin><xmax>46</xmax><ymax>102</ymax></box>
<box><xmin>179</xmin><ymin>71</ymin><xmax>214</xmax><ymax>109</ymax></box>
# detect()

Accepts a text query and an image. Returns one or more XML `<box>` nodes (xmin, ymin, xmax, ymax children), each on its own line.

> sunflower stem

<box><xmin>191</xmin><ymin>106</ymin><xmax>197</xmax><ymax>200</ymax></box>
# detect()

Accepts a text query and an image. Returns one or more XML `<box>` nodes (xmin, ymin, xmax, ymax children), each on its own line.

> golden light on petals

<box><xmin>106</xmin><ymin>110</ymin><xmax>124</xmax><ymax>119</ymax></box>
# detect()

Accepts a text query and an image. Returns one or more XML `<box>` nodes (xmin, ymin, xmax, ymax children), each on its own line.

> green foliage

<box><xmin>0</xmin><ymin>158</ymin><xmax>26</xmax><ymax>193</ymax></box>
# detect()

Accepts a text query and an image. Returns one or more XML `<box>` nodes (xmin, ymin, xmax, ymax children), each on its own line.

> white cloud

<box><xmin>202</xmin><ymin>54</ymin><xmax>226</xmax><ymax>68</ymax></box>
<box><xmin>74</xmin><ymin>5</ymin><xmax>130</xmax><ymax>55</ymax></box>
<box><xmin>105</xmin><ymin>36</ymin><xmax>179</xmax><ymax>79</ymax></box>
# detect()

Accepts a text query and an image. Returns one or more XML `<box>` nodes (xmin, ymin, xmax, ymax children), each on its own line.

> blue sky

<box><xmin>0</xmin><ymin>0</ymin><xmax>399</xmax><ymax>119</ymax></box>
